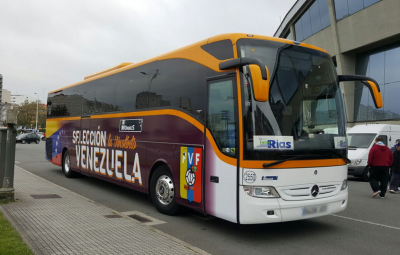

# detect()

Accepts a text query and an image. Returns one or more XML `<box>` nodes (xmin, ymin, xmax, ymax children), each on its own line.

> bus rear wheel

<box><xmin>62</xmin><ymin>150</ymin><xmax>77</xmax><ymax>178</ymax></box>
<box><xmin>150</xmin><ymin>166</ymin><xmax>180</xmax><ymax>215</ymax></box>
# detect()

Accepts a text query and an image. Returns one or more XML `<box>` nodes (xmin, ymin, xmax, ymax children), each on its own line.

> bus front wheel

<box><xmin>150</xmin><ymin>166</ymin><xmax>180</xmax><ymax>215</ymax></box>
<box><xmin>62</xmin><ymin>150</ymin><xmax>78</xmax><ymax>178</ymax></box>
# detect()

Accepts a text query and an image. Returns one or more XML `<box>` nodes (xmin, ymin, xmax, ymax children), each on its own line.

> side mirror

<box><xmin>338</xmin><ymin>75</ymin><xmax>383</xmax><ymax>109</ymax></box>
<box><xmin>248</xmin><ymin>64</ymin><xmax>270</xmax><ymax>102</ymax></box>
<box><xmin>219</xmin><ymin>57</ymin><xmax>270</xmax><ymax>102</ymax></box>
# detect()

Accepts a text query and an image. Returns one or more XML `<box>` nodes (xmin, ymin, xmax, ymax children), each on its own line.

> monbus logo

<box><xmin>253</xmin><ymin>136</ymin><xmax>294</xmax><ymax>151</ymax></box>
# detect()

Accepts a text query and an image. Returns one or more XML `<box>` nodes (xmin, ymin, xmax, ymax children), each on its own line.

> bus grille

<box><xmin>277</xmin><ymin>184</ymin><xmax>341</xmax><ymax>201</ymax></box>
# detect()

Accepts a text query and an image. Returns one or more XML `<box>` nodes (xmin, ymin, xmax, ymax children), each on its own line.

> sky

<box><xmin>0</xmin><ymin>0</ymin><xmax>295</xmax><ymax>103</ymax></box>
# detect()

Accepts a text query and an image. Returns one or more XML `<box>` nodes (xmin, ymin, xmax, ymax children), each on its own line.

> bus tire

<box><xmin>150</xmin><ymin>165</ymin><xmax>180</xmax><ymax>215</ymax></box>
<box><xmin>62</xmin><ymin>150</ymin><xmax>77</xmax><ymax>178</ymax></box>
<box><xmin>362</xmin><ymin>166</ymin><xmax>370</xmax><ymax>182</ymax></box>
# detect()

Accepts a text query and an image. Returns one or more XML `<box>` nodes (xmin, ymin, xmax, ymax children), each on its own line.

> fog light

<box><xmin>341</xmin><ymin>179</ymin><xmax>348</xmax><ymax>190</ymax></box>
<box><xmin>243</xmin><ymin>186</ymin><xmax>280</xmax><ymax>198</ymax></box>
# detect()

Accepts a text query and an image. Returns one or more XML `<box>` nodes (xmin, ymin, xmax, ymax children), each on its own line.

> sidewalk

<box><xmin>0</xmin><ymin>166</ymin><xmax>209</xmax><ymax>255</ymax></box>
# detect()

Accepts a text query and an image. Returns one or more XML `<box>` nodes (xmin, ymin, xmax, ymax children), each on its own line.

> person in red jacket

<box><xmin>368</xmin><ymin>137</ymin><xmax>394</xmax><ymax>198</ymax></box>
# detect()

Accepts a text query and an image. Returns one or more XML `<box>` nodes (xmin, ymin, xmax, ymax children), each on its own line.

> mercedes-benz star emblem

<box><xmin>311</xmin><ymin>185</ymin><xmax>319</xmax><ymax>197</ymax></box>
<box><xmin>314</xmin><ymin>170</ymin><xmax>318</xmax><ymax>175</ymax></box>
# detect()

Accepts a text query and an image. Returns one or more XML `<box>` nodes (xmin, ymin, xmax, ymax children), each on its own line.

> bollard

<box><xmin>0</xmin><ymin>109</ymin><xmax>17</xmax><ymax>201</ymax></box>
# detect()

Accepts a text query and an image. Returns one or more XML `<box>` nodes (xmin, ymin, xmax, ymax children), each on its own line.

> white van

<box><xmin>347</xmin><ymin>124</ymin><xmax>400</xmax><ymax>181</ymax></box>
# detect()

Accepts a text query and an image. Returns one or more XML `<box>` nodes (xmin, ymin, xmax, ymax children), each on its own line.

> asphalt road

<box><xmin>15</xmin><ymin>143</ymin><xmax>400</xmax><ymax>255</ymax></box>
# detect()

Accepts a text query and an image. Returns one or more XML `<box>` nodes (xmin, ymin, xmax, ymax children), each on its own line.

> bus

<box><xmin>46</xmin><ymin>33</ymin><xmax>382</xmax><ymax>224</ymax></box>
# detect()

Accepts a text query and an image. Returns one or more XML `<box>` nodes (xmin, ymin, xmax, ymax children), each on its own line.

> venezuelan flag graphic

<box><xmin>180</xmin><ymin>146</ymin><xmax>202</xmax><ymax>203</ymax></box>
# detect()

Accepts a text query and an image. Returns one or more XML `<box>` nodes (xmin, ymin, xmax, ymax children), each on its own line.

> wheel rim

<box><xmin>155</xmin><ymin>175</ymin><xmax>174</xmax><ymax>205</ymax></box>
<box><xmin>64</xmin><ymin>154</ymin><xmax>70</xmax><ymax>173</ymax></box>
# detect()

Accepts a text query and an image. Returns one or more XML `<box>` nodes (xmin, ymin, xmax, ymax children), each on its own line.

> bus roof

<box><xmin>49</xmin><ymin>33</ymin><xmax>329</xmax><ymax>94</ymax></box>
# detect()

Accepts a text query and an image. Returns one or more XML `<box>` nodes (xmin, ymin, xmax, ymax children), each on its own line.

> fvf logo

<box><xmin>181</xmin><ymin>151</ymin><xmax>201</xmax><ymax>166</ymax></box>
<box><xmin>180</xmin><ymin>147</ymin><xmax>203</xmax><ymax>203</ymax></box>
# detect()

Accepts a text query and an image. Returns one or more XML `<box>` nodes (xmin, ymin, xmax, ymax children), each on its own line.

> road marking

<box><xmin>331</xmin><ymin>214</ymin><xmax>400</xmax><ymax>230</ymax></box>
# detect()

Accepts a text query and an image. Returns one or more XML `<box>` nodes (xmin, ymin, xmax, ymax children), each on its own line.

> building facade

<box><xmin>10</xmin><ymin>94</ymin><xmax>36</xmax><ymax>105</ymax></box>
<box><xmin>1</xmin><ymin>89</ymin><xmax>11</xmax><ymax>104</ymax></box>
<box><xmin>275</xmin><ymin>0</ymin><xmax>400</xmax><ymax>126</ymax></box>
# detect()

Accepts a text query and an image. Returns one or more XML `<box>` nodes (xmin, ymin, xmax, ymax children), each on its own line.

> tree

<box><xmin>17</xmin><ymin>102</ymin><xmax>46</xmax><ymax>129</ymax></box>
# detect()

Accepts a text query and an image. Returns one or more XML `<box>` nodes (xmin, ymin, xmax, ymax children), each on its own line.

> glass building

<box><xmin>275</xmin><ymin>0</ymin><xmax>400</xmax><ymax>126</ymax></box>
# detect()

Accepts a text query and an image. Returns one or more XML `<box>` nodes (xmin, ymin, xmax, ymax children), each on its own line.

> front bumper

<box><xmin>239</xmin><ymin>186</ymin><xmax>348</xmax><ymax>224</ymax></box>
<box><xmin>348</xmin><ymin>165</ymin><xmax>366</xmax><ymax>176</ymax></box>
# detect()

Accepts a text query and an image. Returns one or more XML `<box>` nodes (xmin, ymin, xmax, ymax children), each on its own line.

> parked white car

<box><xmin>347</xmin><ymin>124</ymin><xmax>400</xmax><ymax>181</ymax></box>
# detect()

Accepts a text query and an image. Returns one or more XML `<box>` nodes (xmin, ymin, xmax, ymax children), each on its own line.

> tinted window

<box><xmin>348</xmin><ymin>0</ymin><xmax>364</xmax><ymax>14</ymax></box>
<box><xmin>149</xmin><ymin>59</ymin><xmax>205</xmax><ymax>120</ymax></box>
<box><xmin>335</xmin><ymin>0</ymin><xmax>381</xmax><ymax>20</ymax></box>
<box><xmin>354</xmin><ymin>44</ymin><xmax>400</xmax><ymax>121</ymax></box>
<box><xmin>364</xmin><ymin>0</ymin><xmax>380</xmax><ymax>8</ymax></box>
<box><xmin>334</xmin><ymin>0</ymin><xmax>349</xmax><ymax>20</ymax></box>
<box><xmin>47</xmin><ymin>91</ymin><xmax>71</xmax><ymax>117</ymax></box>
<box><xmin>94</xmin><ymin>76</ymin><xmax>118</xmax><ymax>113</ymax></box>
<box><xmin>384</xmin><ymin>47</ymin><xmax>400</xmax><ymax>84</ymax></box>
<box><xmin>310</xmin><ymin>1</ymin><xmax>322</xmax><ymax>34</ymax></box>
<box><xmin>294</xmin><ymin>0</ymin><xmax>331</xmax><ymax>41</ymax></box>
<box><xmin>115</xmin><ymin>64</ymin><xmax>151</xmax><ymax>112</ymax></box>
<box><xmin>383</xmin><ymin>82</ymin><xmax>400</xmax><ymax>120</ymax></box>
<box><xmin>201</xmin><ymin>40</ymin><xmax>234</xmax><ymax>60</ymax></box>
<box><xmin>207</xmin><ymin>79</ymin><xmax>236</xmax><ymax>156</ymax></box>
<box><xmin>301</xmin><ymin>10</ymin><xmax>313</xmax><ymax>39</ymax></box>
<box><xmin>80</xmin><ymin>82</ymin><xmax>96</xmax><ymax>115</ymax></box>
<box><xmin>295</xmin><ymin>20</ymin><xmax>304</xmax><ymax>41</ymax></box>
<box><xmin>369</xmin><ymin>52</ymin><xmax>385</xmax><ymax>84</ymax></box>
<box><xmin>318</xmin><ymin>0</ymin><xmax>330</xmax><ymax>28</ymax></box>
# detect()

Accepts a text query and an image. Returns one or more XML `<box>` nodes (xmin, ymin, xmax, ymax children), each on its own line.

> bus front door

<box><xmin>204</xmin><ymin>74</ymin><xmax>239</xmax><ymax>223</ymax></box>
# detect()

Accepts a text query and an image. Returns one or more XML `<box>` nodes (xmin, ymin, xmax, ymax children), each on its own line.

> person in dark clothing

<box><xmin>389</xmin><ymin>142</ymin><xmax>400</xmax><ymax>193</ymax></box>
<box><xmin>390</xmin><ymin>139</ymin><xmax>400</xmax><ymax>153</ymax></box>
<box><xmin>368</xmin><ymin>137</ymin><xmax>394</xmax><ymax>198</ymax></box>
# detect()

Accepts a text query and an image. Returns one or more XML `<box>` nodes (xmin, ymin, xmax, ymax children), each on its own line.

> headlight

<box><xmin>243</xmin><ymin>186</ymin><xmax>280</xmax><ymax>198</ymax></box>
<box><xmin>341</xmin><ymin>179</ymin><xmax>348</xmax><ymax>190</ymax></box>
<box><xmin>354</xmin><ymin>159</ymin><xmax>362</xmax><ymax>165</ymax></box>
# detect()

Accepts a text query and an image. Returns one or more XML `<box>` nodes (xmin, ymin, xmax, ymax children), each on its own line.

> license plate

<box><xmin>302</xmin><ymin>204</ymin><xmax>327</xmax><ymax>216</ymax></box>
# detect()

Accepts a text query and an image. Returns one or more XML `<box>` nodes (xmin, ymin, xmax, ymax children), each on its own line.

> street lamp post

<box><xmin>34</xmin><ymin>93</ymin><xmax>38</xmax><ymax>131</ymax></box>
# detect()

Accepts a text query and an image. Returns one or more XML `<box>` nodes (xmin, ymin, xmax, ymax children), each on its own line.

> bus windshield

<box><xmin>238</xmin><ymin>39</ymin><xmax>347</xmax><ymax>161</ymax></box>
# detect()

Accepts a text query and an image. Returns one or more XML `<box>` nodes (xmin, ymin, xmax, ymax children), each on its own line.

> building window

<box><xmin>354</xmin><ymin>44</ymin><xmax>400</xmax><ymax>121</ymax></box>
<box><xmin>334</xmin><ymin>0</ymin><xmax>381</xmax><ymax>20</ymax></box>
<box><xmin>294</xmin><ymin>0</ymin><xmax>331</xmax><ymax>41</ymax></box>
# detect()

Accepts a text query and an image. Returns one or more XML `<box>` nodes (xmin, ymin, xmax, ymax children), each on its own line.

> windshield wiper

<box><xmin>262</xmin><ymin>155</ymin><xmax>314</xmax><ymax>168</ymax></box>
<box><xmin>262</xmin><ymin>151</ymin><xmax>351</xmax><ymax>168</ymax></box>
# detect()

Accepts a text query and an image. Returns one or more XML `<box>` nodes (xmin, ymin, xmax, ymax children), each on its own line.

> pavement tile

<box><xmin>1</xmin><ymin>166</ymin><xmax>209</xmax><ymax>255</ymax></box>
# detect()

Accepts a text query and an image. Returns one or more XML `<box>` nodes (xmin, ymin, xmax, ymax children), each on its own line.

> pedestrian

<box><xmin>389</xmin><ymin>141</ymin><xmax>400</xmax><ymax>193</ymax></box>
<box><xmin>390</xmin><ymin>139</ymin><xmax>400</xmax><ymax>153</ymax></box>
<box><xmin>368</xmin><ymin>137</ymin><xmax>393</xmax><ymax>198</ymax></box>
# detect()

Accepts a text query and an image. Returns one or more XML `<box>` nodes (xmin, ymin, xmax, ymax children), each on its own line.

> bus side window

<box><xmin>148</xmin><ymin>59</ymin><xmax>205</xmax><ymax>121</ymax></box>
<box><xmin>207</xmin><ymin>79</ymin><xmax>236</xmax><ymax>156</ymax></box>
